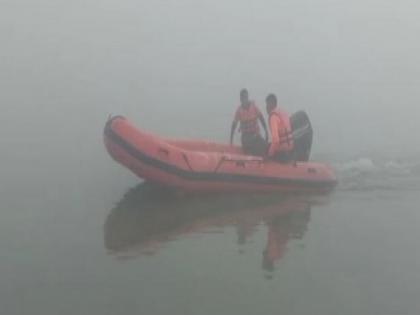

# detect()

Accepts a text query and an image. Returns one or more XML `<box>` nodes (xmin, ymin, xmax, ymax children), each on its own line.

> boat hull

<box><xmin>104</xmin><ymin>116</ymin><xmax>337</xmax><ymax>193</ymax></box>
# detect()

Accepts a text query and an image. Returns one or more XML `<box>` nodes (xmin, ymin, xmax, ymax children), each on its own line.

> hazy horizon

<box><xmin>2</xmin><ymin>0</ymin><xmax>420</xmax><ymax>160</ymax></box>
<box><xmin>1</xmin><ymin>2</ymin><xmax>420</xmax><ymax>315</ymax></box>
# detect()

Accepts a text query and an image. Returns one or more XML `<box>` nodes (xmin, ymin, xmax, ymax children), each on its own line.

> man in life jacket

<box><xmin>265</xmin><ymin>94</ymin><xmax>294</xmax><ymax>162</ymax></box>
<box><xmin>230</xmin><ymin>89</ymin><xmax>268</xmax><ymax>156</ymax></box>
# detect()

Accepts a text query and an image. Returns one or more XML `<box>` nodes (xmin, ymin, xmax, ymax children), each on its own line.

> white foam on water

<box><xmin>333</xmin><ymin>157</ymin><xmax>419</xmax><ymax>192</ymax></box>
<box><xmin>335</xmin><ymin>158</ymin><xmax>378</xmax><ymax>173</ymax></box>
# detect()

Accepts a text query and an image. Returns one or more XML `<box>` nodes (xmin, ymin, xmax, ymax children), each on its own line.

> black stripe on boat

<box><xmin>104</xmin><ymin>120</ymin><xmax>336</xmax><ymax>189</ymax></box>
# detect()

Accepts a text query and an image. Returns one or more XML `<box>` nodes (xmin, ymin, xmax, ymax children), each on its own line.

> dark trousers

<box><xmin>272</xmin><ymin>150</ymin><xmax>294</xmax><ymax>163</ymax></box>
<box><xmin>241</xmin><ymin>133</ymin><xmax>267</xmax><ymax>156</ymax></box>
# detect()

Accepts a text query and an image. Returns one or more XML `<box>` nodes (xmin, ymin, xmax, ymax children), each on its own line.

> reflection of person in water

<box><xmin>236</xmin><ymin>224</ymin><xmax>255</xmax><ymax>245</ymax></box>
<box><xmin>105</xmin><ymin>183</ymin><xmax>313</xmax><ymax>277</ymax></box>
<box><xmin>263</xmin><ymin>219</ymin><xmax>289</xmax><ymax>272</ymax></box>
<box><xmin>262</xmin><ymin>206</ymin><xmax>311</xmax><ymax>276</ymax></box>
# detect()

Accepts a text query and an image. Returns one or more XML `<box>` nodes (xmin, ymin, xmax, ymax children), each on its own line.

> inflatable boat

<box><xmin>104</xmin><ymin>113</ymin><xmax>337</xmax><ymax>193</ymax></box>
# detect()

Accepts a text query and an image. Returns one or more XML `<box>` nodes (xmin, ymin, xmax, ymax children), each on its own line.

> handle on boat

<box><xmin>182</xmin><ymin>153</ymin><xmax>194</xmax><ymax>171</ymax></box>
<box><xmin>213</xmin><ymin>156</ymin><xmax>264</xmax><ymax>172</ymax></box>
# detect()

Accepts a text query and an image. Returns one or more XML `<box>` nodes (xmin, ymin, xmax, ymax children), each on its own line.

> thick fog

<box><xmin>1</xmin><ymin>0</ymin><xmax>420</xmax><ymax>160</ymax></box>
<box><xmin>2</xmin><ymin>2</ymin><xmax>420</xmax><ymax>314</ymax></box>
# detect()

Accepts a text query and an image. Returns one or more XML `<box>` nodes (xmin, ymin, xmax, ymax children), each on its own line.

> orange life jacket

<box><xmin>268</xmin><ymin>110</ymin><xmax>294</xmax><ymax>155</ymax></box>
<box><xmin>235</xmin><ymin>102</ymin><xmax>261</xmax><ymax>135</ymax></box>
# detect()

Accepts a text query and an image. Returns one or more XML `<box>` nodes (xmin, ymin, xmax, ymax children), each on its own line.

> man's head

<box><xmin>240</xmin><ymin>88</ymin><xmax>249</xmax><ymax>105</ymax></box>
<box><xmin>265</xmin><ymin>93</ymin><xmax>277</xmax><ymax>114</ymax></box>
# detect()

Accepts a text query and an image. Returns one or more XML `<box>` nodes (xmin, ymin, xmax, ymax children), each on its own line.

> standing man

<box><xmin>230</xmin><ymin>89</ymin><xmax>268</xmax><ymax>156</ymax></box>
<box><xmin>265</xmin><ymin>93</ymin><xmax>294</xmax><ymax>162</ymax></box>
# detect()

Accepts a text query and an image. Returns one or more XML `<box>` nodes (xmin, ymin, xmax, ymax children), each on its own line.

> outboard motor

<box><xmin>290</xmin><ymin>111</ymin><xmax>313</xmax><ymax>161</ymax></box>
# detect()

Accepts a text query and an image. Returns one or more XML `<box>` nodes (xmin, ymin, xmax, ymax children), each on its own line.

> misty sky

<box><xmin>1</xmin><ymin>0</ymin><xmax>420</xmax><ymax>159</ymax></box>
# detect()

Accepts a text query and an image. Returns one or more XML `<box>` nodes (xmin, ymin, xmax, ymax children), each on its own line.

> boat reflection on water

<box><xmin>104</xmin><ymin>183</ymin><xmax>326</xmax><ymax>276</ymax></box>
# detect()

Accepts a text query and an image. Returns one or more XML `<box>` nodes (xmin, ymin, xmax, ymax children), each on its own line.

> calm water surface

<box><xmin>1</xmin><ymin>1</ymin><xmax>420</xmax><ymax>314</ymax></box>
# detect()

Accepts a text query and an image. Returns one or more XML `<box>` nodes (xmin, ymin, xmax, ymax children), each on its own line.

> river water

<box><xmin>1</xmin><ymin>1</ymin><xmax>420</xmax><ymax>314</ymax></box>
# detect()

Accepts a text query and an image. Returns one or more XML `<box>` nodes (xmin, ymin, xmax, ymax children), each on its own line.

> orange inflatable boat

<box><xmin>104</xmin><ymin>114</ymin><xmax>337</xmax><ymax>193</ymax></box>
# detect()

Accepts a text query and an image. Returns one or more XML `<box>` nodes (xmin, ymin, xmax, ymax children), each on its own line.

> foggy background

<box><xmin>2</xmin><ymin>1</ymin><xmax>420</xmax><ymax>315</ymax></box>
<box><xmin>2</xmin><ymin>0</ymin><xmax>420</xmax><ymax>161</ymax></box>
